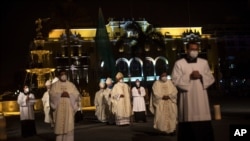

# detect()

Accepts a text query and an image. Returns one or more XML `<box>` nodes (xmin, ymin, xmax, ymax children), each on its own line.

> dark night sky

<box><xmin>1</xmin><ymin>0</ymin><xmax>250</xmax><ymax>92</ymax></box>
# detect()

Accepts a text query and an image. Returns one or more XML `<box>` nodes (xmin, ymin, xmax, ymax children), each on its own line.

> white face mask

<box><xmin>99</xmin><ymin>83</ymin><xmax>105</xmax><ymax>89</ymax></box>
<box><xmin>24</xmin><ymin>88</ymin><xmax>29</xmax><ymax>93</ymax></box>
<box><xmin>119</xmin><ymin>79</ymin><xmax>123</xmax><ymax>83</ymax></box>
<box><xmin>136</xmin><ymin>82</ymin><xmax>140</xmax><ymax>86</ymax></box>
<box><xmin>60</xmin><ymin>74</ymin><xmax>67</xmax><ymax>81</ymax></box>
<box><xmin>161</xmin><ymin>76</ymin><xmax>168</xmax><ymax>82</ymax></box>
<box><xmin>189</xmin><ymin>50</ymin><xmax>199</xmax><ymax>58</ymax></box>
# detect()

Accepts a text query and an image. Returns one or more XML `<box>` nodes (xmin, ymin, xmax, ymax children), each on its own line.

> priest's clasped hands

<box><xmin>190</xmin><ymin>70</ymin><xmax>202</xmax><ymax>80</ymax></box>
<box><xmin>162</xmin><ymin>95</ymin><xmax>170</xmax><ymax>100</ymax></box>
<box><xmin>61</xmin><ymin>91</ymin><xmax>70</xmax><ymax>97</ymax></box>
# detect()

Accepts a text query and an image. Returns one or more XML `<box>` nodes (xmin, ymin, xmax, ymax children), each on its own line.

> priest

<box><xmin>171</xmin><ymin>41</ymin><xmax>215</xmax><ymax>141</ymax></box>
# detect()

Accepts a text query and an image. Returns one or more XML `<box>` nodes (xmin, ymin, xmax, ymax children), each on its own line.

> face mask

<box><xmin>161</xmin><ymin>76</ymin><xmax>167</xmax><ymax>82</ymax></box>
<box><xmin>189</xmin><ymin>50</ymin><xmax>199</xmax><ymax>58</ymax></box>
<box><xmin>99</xmin><ymin>83</ymin><xmax>105</xmax><ymax>89</ymax></box>
<box><xmin>119</xmin><ymin>79</ymin><xmax>123</xmax><ymax>83</ymax></box>
<box><xmin>60</xmin><ymin>74</ymin><xmax>67</xmax><ymax>81</ymax></box>
<box><xmin>46</xmin><ymin>85</ymin><xmax>50</xmax><ymax>89</ymax></box>
<box><xmin>24</xmin><ymin>88</ymin><xmax>29</xmax><ymax>93</ymax></box>
<box><xmin>136</xmin><ymin>82</ymin><xmax>140</xmax><ymax>87</ymax></box>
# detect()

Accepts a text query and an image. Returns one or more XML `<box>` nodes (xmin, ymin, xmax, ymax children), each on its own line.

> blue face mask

<box><xmin>108</xmin><ymin>85</ymin><xmax>113</xmax><ymax>89</ymax></box>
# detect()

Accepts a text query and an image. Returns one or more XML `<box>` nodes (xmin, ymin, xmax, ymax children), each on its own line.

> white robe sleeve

<box><xmin>171</xmin><ymin>61</ymin><xmax>191</xmax><ymax>91</ymax></box>
<box><xmin>94</xmin><ymin>91</ymin><xmax>99</xmax><ymax>106</ymax></box>
<box><xmin>200</xmin><ymin>60</ymin><xmax>215</xmax><ymax>89</ymax></box>
<box><xmin>152</xmin><ymin>81</ymin><xmax>163</xmax><ymax>101</ymax></box>
<box><xmin>42</xmin><ymin>92</ymin><xmax>50</xmax><ymax>107</ymax></box>
<box><xmin>27</xmin><ymin>93</ymin><xmax>36</xmax><ymax>105</ymax></box>
<box><xmin>167</xmin><ymin>80</ymin><xmax>178</xmax><ymax>103</ymax></box>
<box><xmin>17</xmin><ymin>93</ymin><xmax>27</xmax><ymax>107</ymax></box>
<box><xmin>49</xmin><ymin>83</ymin><xmax>60</xmax><ymax>110</ymax></box>
<box><xmin>140</xmin><ymin>87</ymin><xmax>146</xmax><ymax>97</ymax></box>
<box><xmin>149</xmin><ymin>93</ymin><xmax>155</xmax><ymax>114</ymax></box>
<box><xmin>132</xmin><ymin>87</ymin><xmax>144</xmax><ymax>97</ymax></box>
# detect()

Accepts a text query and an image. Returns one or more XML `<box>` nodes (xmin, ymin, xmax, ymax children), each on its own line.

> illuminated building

<box><xmin>30</xmin><ymin>16</ymin><xmax>219</xmax><ymax>99</ymax></box>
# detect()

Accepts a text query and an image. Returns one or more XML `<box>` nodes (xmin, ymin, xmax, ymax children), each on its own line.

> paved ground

<box><xmin>3</xmin><ymin>90</ymin><xmax>250</xmax><ymax>141</ymax></box>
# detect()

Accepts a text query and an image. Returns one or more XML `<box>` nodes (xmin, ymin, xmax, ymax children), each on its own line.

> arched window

<box><xmin>130</xmin><ymin>58</ymin><xmax>143</xmax><ymax>77</ymax></box>
<box><xmin>116</xmin><ymin>58</ymin><xmax>129</xmax><ymax>77</ymax></box>
<box><xmin>144</xmin><ymin>57</ymin><xmax>154</xmax><ymax>77</ymax></box>
<box><xmin>155</xmin><ymin>56</ymin><xmax>169</xmax><ymax>76</ymax></box>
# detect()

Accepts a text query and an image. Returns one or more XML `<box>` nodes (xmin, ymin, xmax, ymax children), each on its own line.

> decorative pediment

<box><xmin>182</xmin><ymin>29</ymin><xmax>201</xmax><ymax>44</ymax></box>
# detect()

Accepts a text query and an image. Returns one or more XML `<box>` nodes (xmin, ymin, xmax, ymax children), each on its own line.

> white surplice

<box><xmin>17</xmin><ymin>92</ymin><xmax>36</xmax><ymax>120</ymax></box>
<box><xmin>171</xmin><ymin>58</ymin><xmax>215</xmax><ymax>122</ymax></box>
<box><xmin>132</xmin><ymin>86</ymin><xmax>146</xmax><ymax>112</ymax></box>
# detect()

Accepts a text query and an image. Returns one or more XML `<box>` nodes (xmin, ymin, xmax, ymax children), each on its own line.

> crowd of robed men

<box><xmin>17</xmin><ymin>41</ymin><xmax>216</xmax><ymax>141</ymax></box>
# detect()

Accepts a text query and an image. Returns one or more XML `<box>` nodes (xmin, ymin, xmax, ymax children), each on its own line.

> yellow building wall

<box><xmin>48</xmin><ymin>27</ymin><xmax>203</xmax><ymax>40</ymax></box>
